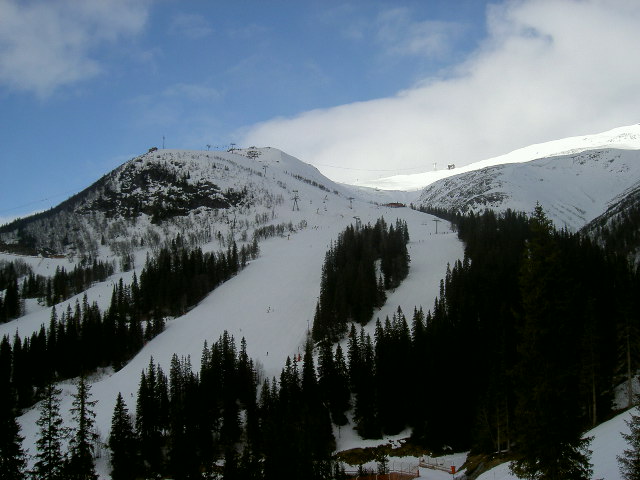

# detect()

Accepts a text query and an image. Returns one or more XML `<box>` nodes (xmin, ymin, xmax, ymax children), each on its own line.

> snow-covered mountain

<box><xmin>0</xmin><ymin>147</ymin><xmax>362</xmax><ymax>265</ymax></box>
<box><xmin>416</xmin><ymin>147</ymin><xmax>640</xmax><ymax>230</ymax></box>
<box><xmin>2</xmin><ymin>130</ymin><xmax>640</xmax><ymax>479</ymax></box>
<box><xmin>360</xmin><ymin>123</ymin><xmax>640</xmax><ymax>193</ymax></box>
<box><xmin>1</xmin><ymin>146</ymin><xmax>463</xmax><ymax>478</ymax></box>
<box><xmin>412</xmin><ymin>125</ymin><xmax>640</xmax><ymax>230</ymax></box>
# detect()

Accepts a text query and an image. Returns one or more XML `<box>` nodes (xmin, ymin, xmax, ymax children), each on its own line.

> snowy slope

<box><xmin>15</xmin><ymin>208</ymin><xmax>462</xmax><ymax>478</ymax></box>
<box><xmin>358</xmin><ymin>123</ymin><xmax>640</xmax><ymax>192</ymax></box>
<box><xmin>475</xmin><ymin>409</ymin><xmax>635</xmax><ymax>480</ymax></box>
<box><xmin>4</xmin><ymin>138</ymin><xmax>639</xmax><ymax>479</ymax></box>
<box><xmin>1</xmin><ymin>147</ymin><xmax>465</xmax><ymax>478</ymax></box>
<box><xmin>416</xmin><ymin>147</ymin><xmax>640</xmax><ymax>230</ymax></box>
<box><xmin>0</xmin><ymin>147</ymin><xmax>360</xmax><ymax>260</ymax></box>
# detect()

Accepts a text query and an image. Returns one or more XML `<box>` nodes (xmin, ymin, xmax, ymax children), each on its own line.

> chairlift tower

<box><xmin>353</xmin><ymin>216</ymin><xmax>362</xmax><ymax>230</ymax></box>
<box><xmin>433</xmin><ymin>218</ymin><xmax>441</xmax><ymax>234</ymax></box>
<box><xmin>348</xmin><ymin>197</ymin><xmax>354</xmax><ymax>209</ymax></box>
<box><xmin>292</xmin><ymin>190</ymin><xmax>300</xmax><ymax>211</ymax></box>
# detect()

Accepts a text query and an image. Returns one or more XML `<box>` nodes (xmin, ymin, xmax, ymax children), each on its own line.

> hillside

<box><xmin>0</xmin><ymin>147</ymin><xmax>355</xmax><ymax>262</ymax></box>
<box><xmin>0</xmin><ymin>147</ymin><xmax>466</xmax><ymax>478</ymax></box>
<box><xmin>416</xmin><ymin>147</ymin><xmax>640</xmax><ymax>231</ymax></box>
<box><xmin>2</xmin><ymin>139</ymin><xmax>640</xmax><ymax>480</ymax></box>
<box><xmin>581</xmin><ymin>181</ymin><xmax>640</xmax><ymax>266</ymax></box>
<box><xmin>475</xmin><ymin>408</ymin><xmax>636</xmax><ymax>480</ymax></box>
<box><xmin>358</xmin><ymin>123</ymin><xmax>640</xmax><ymax>193</ymax></box>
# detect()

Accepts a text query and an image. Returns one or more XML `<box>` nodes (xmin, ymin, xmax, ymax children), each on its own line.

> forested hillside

<box><xmin>110</xmin><ymin>205</ymin><xmax>639</xmax><ymax>479</ymax></box>
<box><xmin>312</xmin><ymin>217</ymin><xmax>410</xmax><ymax>341</ymax></box>
<box><xmin>4</xmin><ymin>205</ymin><xmax>633</xmax><ymax>479</ymax></box>
<box><xmin>416</xmin><ymin>205</ymin><xmax>639</xmax><ymax>477</ymax></box>
<box><xmin>2</xmin><ymin>141</ymin><xmax>639</xmax><ymax>479</ymax></box>
<box><xmin>3</xmin><ymin>203</ymin><xmax>639</xmax><ymax>479</ymax></box>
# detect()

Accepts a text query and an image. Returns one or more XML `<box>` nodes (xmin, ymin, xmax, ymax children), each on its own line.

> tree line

<box><xmin>312</xmin><ymin>217</ymin><xmax>410</xmax><ymax>342</ymax></box>
<box><xmin>106</xmin><ymin>309</ymin><xmax>441</xmax><ymax>479</ymax></box>
<box><xmin>4</xmin><ymin>206</ymin><xmax>639</xmax><ymax>479</ymax></box>
<box><xmin>414</xmin><ymin>205</ymin><xmax>640</xmax><ymax>478</ymax></box>
<box><xmin>1</xmin><ymin>376</ymin><xmax>100</xmax><ymax>480</ymax></box>
<box><xmin>136</xmin><ymin>235</ymin><xmax>258</xmax><ymax>317</ymax></box>
<box><xmin>0</xmin><ymin>258</ymin><xmax>114</xmax><ymax>322</ymax></box>
<box><xmin>1</xmin><ymin>236</ymin><xmax>258</xmax><ymax>414</ymax></box>
<box><xmin>107</xmin><ymin>332</ymin><xmax>342</xmax><ymax>480</ymax></box>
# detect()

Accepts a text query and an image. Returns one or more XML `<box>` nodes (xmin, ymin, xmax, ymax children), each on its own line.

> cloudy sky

<box><xmin>1</xmin><ymin>0</ymin><xmax>640</xmax><ymax>222</ymax></box>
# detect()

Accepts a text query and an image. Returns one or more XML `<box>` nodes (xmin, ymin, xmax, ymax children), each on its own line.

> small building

<box><xmin>383</xmin><ymin>202</ymin><xmax>406</xmax><ymax>208</ymax></box>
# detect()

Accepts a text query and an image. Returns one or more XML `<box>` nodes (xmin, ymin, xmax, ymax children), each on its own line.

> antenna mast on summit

<box><xmin>163</xmin><ymin>135</ymin><xmax>165</xmax><ymax>149</ymax></box>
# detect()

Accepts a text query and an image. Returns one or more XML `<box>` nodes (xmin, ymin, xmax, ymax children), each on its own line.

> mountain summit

<box><xmin>0</xmin><ymin>147</ymin><xmax>352</xmax><ymax>263</ymax></box>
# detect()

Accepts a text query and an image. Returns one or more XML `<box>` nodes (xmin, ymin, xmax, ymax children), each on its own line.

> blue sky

<box><xmin>2</xmin><ymin>0</ymin><xmax>640</xmax><ymax>223</ymax></box>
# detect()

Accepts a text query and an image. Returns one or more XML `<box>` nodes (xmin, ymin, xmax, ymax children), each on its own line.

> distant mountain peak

<box><xmin>359</xmin><ymin>123</ymin><xmax>640</xmax><ymax>192</ymax></box>
<box><xmin>416</xmin><ymin>146</ymin><xmax>640</xmax><ymax>230</ymax></box>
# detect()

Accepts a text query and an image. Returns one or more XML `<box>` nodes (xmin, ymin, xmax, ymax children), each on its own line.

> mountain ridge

<box><xmin>357</xmin><ymin>123</ymin><xmax>640</xmax><ymax>192</ymax></box>
<box><xmin>415</xmin><ymin>146</ymin><xmax>640</xmax><ymax>231</ymax></box>
<box><xmin>0</xmin><ymin>147</ymin><xmax>360</xmax><ymax>263</ymax></box>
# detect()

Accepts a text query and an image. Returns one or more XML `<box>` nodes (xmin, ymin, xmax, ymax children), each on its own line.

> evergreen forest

<box><xmin>1</xmin><ymin>235</ymin><xmax>257</xmax><ymax>411</ymax></box>
<box><xmin>312</xmin><ymin>217</ymin><xmax>410</xmax><ymax>341</ymax></box>
<box><xmin>2</xmin><ymin>207</ymin><xmax>640</xmax><ymax>479</ymax></box>
<box><xmin>0</xmin><ymin>258</ymin><xmax>114</xmax><ymax>322</ymax></box>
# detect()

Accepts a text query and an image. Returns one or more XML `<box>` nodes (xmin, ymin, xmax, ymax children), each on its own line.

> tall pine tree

<box><xmin>66</xmin><ymin>376</ymin><xmax>99</xmax><ymax>480</ymax></box>
<box><xmin>33</xmin><ymin>383</ymin><xmax>67</xmax><ymax>480</ymax></box>
<box><xmin>0</xmin><ymin>399</ymin><xmax>26</xmax><ymax>480</ymax></box>
<box><xmin>618</xmin><ymin>397</ymin><xmax>640</xmax><ymax>480</ymax></box>
<box><xmin>510</xmin><ymin>204</ymin><xmax>592</xmax><ymax>480</ymax></box>
<box><xmin>109</xmin><ymin>392</ymin><xmax>138</xmax><ymax>480</ymax></box>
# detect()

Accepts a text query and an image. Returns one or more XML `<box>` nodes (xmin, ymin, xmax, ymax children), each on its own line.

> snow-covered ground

<box><xmin>414</xmin><ymin>146</ymin><xmax>640</xmax><ymax>231</ymax></box>
<box><xmin>2</xmin><ymin>150</ymin><xmax>465</xmax><ymax>478</ymax></box>
<box><xmin>3</xmin><ymin>140</ymin><xmax>638</xmax><ymax>479</ymax></box>
<box><xmin>333</xmin><ymin>408</ymin><xmax>636</xmax><ymax>480</ymax></box>
<box><xmin>476</xmin><ymin>409</ymin><xmax>634</xmax><ymax>480</ymax></box>
<box><xmin>359</xmin><ymin>123</ymin><xmax>640</xmax><ymax>192</ymax></box>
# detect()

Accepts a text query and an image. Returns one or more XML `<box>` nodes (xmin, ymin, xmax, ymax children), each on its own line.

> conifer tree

<box><xmin>331</xmin><ymin>344</ymin><xmax>351</xmax><ymax>425</ymax></box>
<box><xmin>510</xmin><ymin>204</ymin><xmax>592</xmax><ymax>480</ymax></box>
<box><xmin>618</xmin><ymin>398</ymin><xmax>640</xmax><ymax>480</ymax></box>
<box><xmin>0</xmin><ymin>398</ymin><xmax>26</xmax><ymax>480</ymax></box>
<box><xmin>3</xmin><ymin>277</ymin><xmax>20</xmax><ymax>320</ymax></box>
<box><xmin>33</xmin><ymin>383</ymin><xmax>67</xmax><ymax>480</ymax></box>
<box><xmin>136</xmin><ymin>360</ymin><xmax>164</xmax><ymax>475</ymax></box>
<box><xmin>66</xmin><ymin>376</ymin><xmax>98</xmax><ymax>480</ymax></box>
<box><xmin>109</xmin><ymin>392</ymin><xmax>138</xmax><ymax>480</ymax></box>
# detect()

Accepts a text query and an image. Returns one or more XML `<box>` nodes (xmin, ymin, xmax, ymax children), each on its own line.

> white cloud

<box><xmin>0</xmin><ymin>0</ymin><xmax>150</xmax><ymax>97</ymax></box>
<box><xmin>241</xmin><ymin>0</ymin><xmax>640</xmax><ymax>184</ymax></box>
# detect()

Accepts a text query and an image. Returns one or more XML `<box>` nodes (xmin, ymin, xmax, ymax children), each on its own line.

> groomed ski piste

<box><xmin>1</xmin><ymin>143</ymin><xmax>637</xmax><ymax>479</ymax></box>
